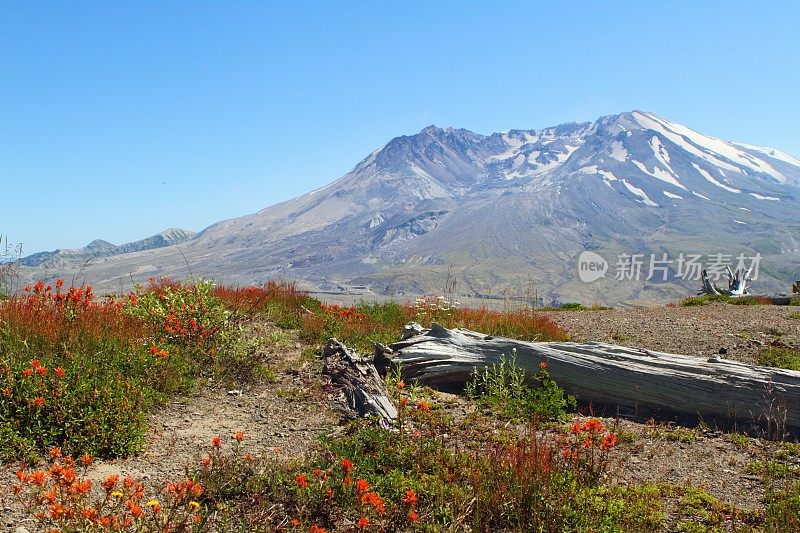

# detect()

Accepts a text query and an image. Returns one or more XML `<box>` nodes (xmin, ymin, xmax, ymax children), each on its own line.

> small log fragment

<box><xmin>322</xmin><ymin>338</ymin><xmax>397</xmax><ymax>424</ymax></box>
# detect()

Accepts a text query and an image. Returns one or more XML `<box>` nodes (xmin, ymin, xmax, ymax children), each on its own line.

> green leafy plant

<box><xmin>125</xmin><ymin>278</ymin><xmax>231</xmax><ymax>348</ymax></box>
<box><xmin>465</xmin><ymin>349</ymin><xmax>575</xmax><ymax>421</ymax></box>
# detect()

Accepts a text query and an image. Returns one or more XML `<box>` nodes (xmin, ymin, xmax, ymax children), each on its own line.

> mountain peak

<box><xmin>86</xmin><ymin>239</ymin><xmax>116</xmax><ymax>250</ymax></box>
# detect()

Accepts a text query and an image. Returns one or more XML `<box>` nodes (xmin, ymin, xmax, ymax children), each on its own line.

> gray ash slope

<box><xmin>21</xmin><ymin>112</ymin><xmax>800</xmax><ymax>305</ymax></box>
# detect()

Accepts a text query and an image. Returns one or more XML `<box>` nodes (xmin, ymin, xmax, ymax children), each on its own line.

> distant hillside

<box><xmin>20</xmin><ymin>228</ymin><xmax>196</xmax><ymax>269</ymax></box>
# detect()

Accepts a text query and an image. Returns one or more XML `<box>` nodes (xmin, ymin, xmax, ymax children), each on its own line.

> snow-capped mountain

<box><xmin>20</xmin><ymin>112</ymin><xmax>800</xmax><ymax>304</ymax></box>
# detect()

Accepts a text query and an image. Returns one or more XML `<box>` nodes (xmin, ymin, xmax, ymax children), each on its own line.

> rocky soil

<box><xmin>545</xmin><ymin>302</ymin><xmax>800</xmax><ymax>364</ymax></box>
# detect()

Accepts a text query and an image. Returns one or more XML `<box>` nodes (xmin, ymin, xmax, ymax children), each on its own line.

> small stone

<box><xmin>227</xmin><ymin>389</ymin><xmax>242</xmax><ymax>396</ymax></box>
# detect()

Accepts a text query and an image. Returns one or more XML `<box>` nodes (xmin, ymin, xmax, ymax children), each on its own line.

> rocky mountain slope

<box><xmin>19</xmin><ymin>111</ymin><xmax>800</xmax><ymax>305</ymax></box>
<box><xmin>20</xmin><ymin>228</ymin><xmax>196</xmax><ymax>269</ymax></box>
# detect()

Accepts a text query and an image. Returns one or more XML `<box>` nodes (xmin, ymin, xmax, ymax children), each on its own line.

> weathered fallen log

<box><xmin>322</xmin><ymin>338</ymin><xmax>397</xmax><ymax>424</ymax></box>
<box><xmin>385</xmin><ymin>324</ymin><xmax>800</xmax><ymax>432</ymax></box>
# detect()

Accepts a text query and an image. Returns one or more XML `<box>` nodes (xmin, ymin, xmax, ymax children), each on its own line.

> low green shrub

<box><xmin>465</xmin><ymin>350</ymin><xmax>576</xmax><ymax>422</ymax></box>
<box><xmin>758</xmin><ymin>348</ymin><xmax>800</xmax><ymax>371</ymax></box>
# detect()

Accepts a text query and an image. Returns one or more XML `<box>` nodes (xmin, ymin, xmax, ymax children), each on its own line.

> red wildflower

<box><xmin>295</xmin><ymin>474</ymin><xmax>308</xmax><ymax>489</ymax></box>
<box><xmin>601</xmin><ymin>433</ymin><xmax>618</xmax><ymax>450</ymax></box>
<box><xmin>364</xmin><ymin>492</ymin><xmax>385</xmax><ymax>513</ymax></box>
<box><xmin>30</xmin><ymin>471</ymin><xmax>47</xmax><ymax>486</ymax></box>
<box><xmin>356</xmin><ymin>516</ymin><xmax>369</xmax><ymax>528</ymax></box>
<box><xmin>402</xmin><ymin>489</ymin><xmax>418</xmax><ymax>506</ymax></box>
<box><xmin>49</xmin><ymin>447</ymin><xmax>62</xmax><ymax>459</ymax></box>
<box><xmin>54</xmin><ymin>367</ymin><xmax>66</xmax><ymax>378</ymax></box>
<box><xmin>569</xmin><ymin>421</ymin><xmax>582</xmax><ymax>434</ymax></box>
<box><xmin>340</xmin><ymin>458</ymin><xmax>353</xmax><ymax>474</ymax></box>
<box><xmin>2</xmin><ymin>387</ymin><xmax>10</xmax><ymax>397</ymax></box>
<box><xmin>582</xmin><ymin>419</ymin><xmax>605</xmax><ymax>433</ymax></box>
<box><xmin>75</xmin><ymin>479</ymin><xmax>92</xmax><ymax>494</ymax></box>
<box><xmin>126</xmin><ymin>501</ymin><xmax>143</xmax><ymax>518</ymax></box>
<box><xmin>234</xmin><ymin>431</ymin><xmax>245</xmax><ymax>442</ymax></box>
<box><xmin>22</xmin><ymin>369</ymin><xmax>33</xmax><ymax>378</ymax></box>
<box><xmin>407</xmin><ymin>510</ymin><xmax>419</xmax><ymax>523</ymax></box>
<box><xmin>540</xmin><ymin>360</ymin><xmax>548</xmax><ymax>371</ymax></box>
<box><xmin>102</xmin><ymin>475</ymin><xmax>119</xmax><ymax>491</ymax></box>
<box><xmin>416</xmin><ymin>400</ymin><xmax>430</xmax><ymax>411</ymax></box>
<box><xmin>355</xmin><ymin>479</ymin><xmax>369</xmax><ymax>495</ymax></box>
<box><xmin>33</xmin><ymin>396</ymin><xmax>45</xmax><ymax>408</ymax></box>
<box><xmin>212</xmin><ymin>435</ymin><xmax>221</xmax><ymax>447</ymax></box>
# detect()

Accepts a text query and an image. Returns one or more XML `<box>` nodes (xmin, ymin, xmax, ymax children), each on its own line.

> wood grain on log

<box><xmin>322</xmin><ymin>338</ymin><xmax>397</xmax><ymax>424</ymax></box>
<box><xmin>389</xmin><ymin>324</ymin><xmax>800</xmax><ymax>431</ymax></box>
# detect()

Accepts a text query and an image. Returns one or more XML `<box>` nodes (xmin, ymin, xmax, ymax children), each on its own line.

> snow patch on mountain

<box><xmin>632</xmin><ymin>160</ymin><xmax>687</xmax><ymax>190</ymax></box>
<box><xmin>691</xmin><ymin>163</ymin><xmax>741</xmax><ymax>193</ymax></box>
<box><xmin>610</xmin><ymin>140</ymin><xmax>628</xmax><ymax>162</ymax></box>
<box><xmin>735</xmin><ymin>142</ymin><xmax>800</xmax><ymax>168</ymax></box>
<box><xmin>633</xmin><ymin>112</ymin><xmax>743</xmax><ymax>174</ymax></box>
<box><xmin>749</xmin><ymin>192</ymin><xmax>780</xmax><ymax>201</ymax></box>
<box><xmin>663</xmin><ymin>190</ymin><xmax>683</xmax><ymax>199</ymax></box>
<box><xmin>621</xmin><ymin>179</ymin><xmax>658</xmax><ymax>206</ymax></box>
<box><xmin>633</xmin><ymin>111</ymin><xmax>788</xmax><ymax>183</ymax></box>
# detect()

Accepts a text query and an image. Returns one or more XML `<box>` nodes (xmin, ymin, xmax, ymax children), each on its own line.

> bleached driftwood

<box><xmin>322</xmin><ymin>338</ymin><xmax>397</xmax><ymax>424</ymax></box>
<box><xmin>699</xmin><ymin>267</ymin><xmax>750</xmax><ymax>297</ymax></box>
<box><xmin>698</xmin><ymin>268</ymin><xmax>794</xmax><ymax>304</ymax></box>
<box><xmin>385</xmin><ymin>324</ymin><xmax>800</xmax><ymax>431</ymax></box>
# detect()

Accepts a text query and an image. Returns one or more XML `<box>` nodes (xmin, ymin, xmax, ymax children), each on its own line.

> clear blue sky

<box><xmin>2</xmin><ymin>1</ymin><xmax>799</xmax><ymax>255</ymax></box>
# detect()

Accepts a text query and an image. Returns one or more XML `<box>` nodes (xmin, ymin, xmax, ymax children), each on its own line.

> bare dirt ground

<box><xmin>3</xmin><ymin>306</ymin><xmax>799</xmax><ymax>531</ymax></box>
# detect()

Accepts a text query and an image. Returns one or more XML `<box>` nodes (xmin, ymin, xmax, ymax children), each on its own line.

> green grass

<box><xmin>758</xmin><ymin>348</ymin><xmax>800</xmax><ymax>370</ymax></box>
<box><xmin>680</xmin><ymin>294</ymin><xmax>775</xmax><ymax>306</ymax></box>
<box><xmin>746</xmin><ymin>459</ymin><xmax>800</xmax><ymax>479</ymax></box>
<box><xmin>665</xmin><ymin>427</ymin><xmax>698</xmax><ymax>444</ymax></box>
